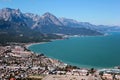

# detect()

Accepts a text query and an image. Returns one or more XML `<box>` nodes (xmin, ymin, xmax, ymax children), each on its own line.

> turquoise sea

<box><xmin>28</xmin><ymin>32</ymin><xmax>120</xmax><ymax>68</ymax></box>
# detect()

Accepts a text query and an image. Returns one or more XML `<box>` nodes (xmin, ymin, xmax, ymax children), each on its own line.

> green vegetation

<box><xmin>0</xmin><ymin>19</ymin><xmax>62</xmax><ymax>45</ymax></box>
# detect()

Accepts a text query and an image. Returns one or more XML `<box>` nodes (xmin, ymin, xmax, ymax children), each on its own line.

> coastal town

<box><xmin>0</xmin><ymin>43</ymin><xmax>120</xmax><ymax>80</ymax></box>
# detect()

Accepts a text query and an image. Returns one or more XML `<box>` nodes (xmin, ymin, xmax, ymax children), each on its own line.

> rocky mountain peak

<box><xmin>0</xmin><ymin>8</ymin><xmax>24</xmax><ymax>22</ymax></box>
<box><xmin>0</xmin><ymin>8</ymin><xmax>21</xmax><ymax>14</ymax></box>
<box><xmin>42</xmin><ymin>12</ymin><xmax>53</xmax><ymax>17</ymax></box>
<box><xmin>39</xmin><ymin>12</ymin><xmax>63</xmax><ymax>26</ymax></box>
<box><xmin>1</xmin><ymin>8</ymin><xmax>14</xmax><ymax>11</ymax></box>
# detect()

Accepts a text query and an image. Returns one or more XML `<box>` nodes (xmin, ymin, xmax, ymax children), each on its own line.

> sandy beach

<box><xmin>25</xmin><ymin>42</ymin><xmax>49</xmax><ymax>49</ymax></box>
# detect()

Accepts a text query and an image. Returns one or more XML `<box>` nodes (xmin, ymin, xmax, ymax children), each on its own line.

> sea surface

<box><xmin>28</xmin><ymin>32</ymin><xmax>120</xmax><ymax>68</ymax></box>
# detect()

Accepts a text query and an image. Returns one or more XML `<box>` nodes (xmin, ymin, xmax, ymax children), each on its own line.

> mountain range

<box><xmin>0</xmin><ymin>8</ymin><xmax>119</xmax><ymax>44</ymax></box>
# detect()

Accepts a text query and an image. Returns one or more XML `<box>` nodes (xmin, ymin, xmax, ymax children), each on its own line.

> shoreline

<box><xmin>26</xmin><ymin>33</ymin><xmax>110</xmax><ymax>49</ymax></box>
<box><xmin>1</xmin><ymin>39</ymin><xmax>120</xmax><ymax>80</ymax></box>
<box><xmin>25</xmin><ymin>32</ymin><xmax>120</xmax><ymax>70</ymax></box>
<box><xmin>26</xmin><ymin>44</ymin><xmax>114</xmax><ymax>70</ymax></box>
<box><xmin>25</xmin><ymin>38</ymin><xmax>65</xmax><ymax>49</ymax></box>
<box><xmin>25</xmin><ymin>35</ymin><xmax>115</xmax><ymax>69</ymax></box>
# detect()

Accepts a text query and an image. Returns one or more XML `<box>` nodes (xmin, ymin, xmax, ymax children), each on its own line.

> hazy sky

<box><xmin>0</xmin><ymin>0</ymin><xmax>120</xmax><ymax>26</ymax></box>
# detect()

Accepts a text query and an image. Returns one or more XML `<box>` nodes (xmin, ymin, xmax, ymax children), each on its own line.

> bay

<box><xmin>28</xmin><ymin>32</ymin><xmax>120</xmax><ymax>68</ymax></box>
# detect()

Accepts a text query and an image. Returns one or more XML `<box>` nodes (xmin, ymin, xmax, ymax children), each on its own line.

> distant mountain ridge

<box><xmin>4</xmin><ymin>8</ymin><xmax>120</xmax><ymax>44</ymax></box>
<box><xmin>0</xmin><ymin>8</ymin><xmax>103</xmax><ymax>36</ymax></box>
<box><xmin>59</xmin><ymin>18</ymin><xmax>94</xmax><ymax>29</ymax></box>
<box><xmin>0</xmin><ymin>8</ymin><xmax>120</xmax><ymax>33</ymax></box>
<box><xmin>59</xmin><ymin>17</ymin><xmax>120</xmax><ymax>32</ymax></box>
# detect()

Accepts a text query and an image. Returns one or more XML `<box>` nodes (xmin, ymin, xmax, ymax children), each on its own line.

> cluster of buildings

<box><xmin>0</xmin><ymin>45</ymin><xmax>67</xmax><ymax>79</ymax></box>
<box><xmin>98</xmin><ymin>69</ymin><xmax>120</xmax><ymax>80</ymax></box>
<box><xmin>0</xmin><ymin>44</ymin><xmax>120</xmax><ymax>80</ymax></box>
